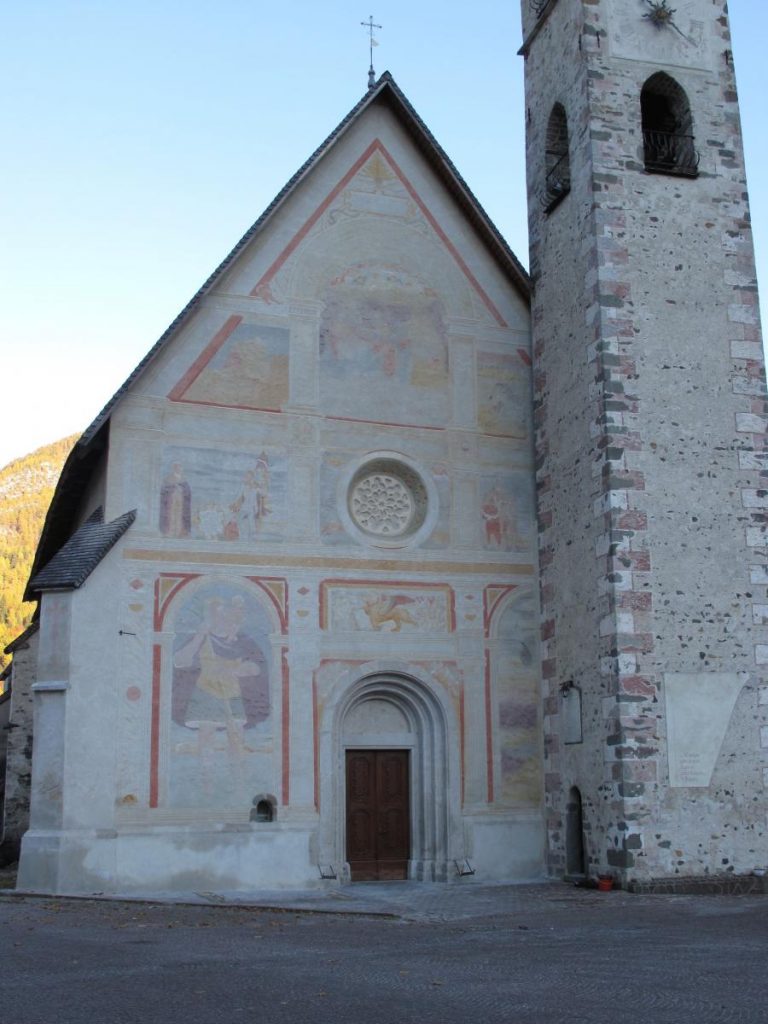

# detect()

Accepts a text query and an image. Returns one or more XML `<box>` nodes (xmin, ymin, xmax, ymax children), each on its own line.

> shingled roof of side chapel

<box><xmin>26</xmin><ymin>71</ymin><xmax>531</xmax><ymax>600</ymax></box>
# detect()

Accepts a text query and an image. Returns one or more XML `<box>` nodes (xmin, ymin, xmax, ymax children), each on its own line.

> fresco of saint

<box><xmin>172</xmin><ymin>594</ymin><xmax>269</xmax><ymax>733</ymax></box>
<box><xmin>159</xmin><ymin>447</ymin><xmax>286</xmax><ymax>544</ymax></box>
<box><xmin>159</xmin><ymin>462</ymin><xmax>192</xmax><ymax>537</ymax></box>
<box><xmin>167</xmin><ymin>583</ymin><xmax>274</xmax><ymax>808</ymax></box>
<box><xmin>480</xmin><ymin>475</ymin><xmax>533</xmax><ymax>553</ymax></box>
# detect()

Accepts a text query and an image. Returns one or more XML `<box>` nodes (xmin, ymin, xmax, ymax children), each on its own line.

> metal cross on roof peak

<box><xmin>361</xmin><ymin>15</ymin><xmax>382</xmax><ymax>89</ymax></box>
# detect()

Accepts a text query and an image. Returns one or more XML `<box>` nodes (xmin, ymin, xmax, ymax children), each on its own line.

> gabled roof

<box><xmin>27</xmin><ymin>73</ymin><xmax>530</xmax><ymax>592</ymax></box>
<box><xmin>29</xmin><ymin>507</ymin><xmax>136</xmax><ymax>594</ymax></box>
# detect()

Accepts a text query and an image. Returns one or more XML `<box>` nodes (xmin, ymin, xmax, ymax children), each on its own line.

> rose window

<box><xmin>347</xmin><ymin>459</ymin><xmax>428</xmax><ymax>540</ymax></box>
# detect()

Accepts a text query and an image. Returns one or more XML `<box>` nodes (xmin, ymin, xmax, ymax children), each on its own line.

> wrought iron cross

<box><xmin>361</xmin><ymin>15</ymin><xmax>382</xmax><ymax>89</ymax></box>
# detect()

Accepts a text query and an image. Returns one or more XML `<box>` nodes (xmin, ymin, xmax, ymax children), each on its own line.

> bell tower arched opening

<box><xmin>641</xmin><ymin>72</ymin><xmax>699</xmax><ymax>177</ymax></box>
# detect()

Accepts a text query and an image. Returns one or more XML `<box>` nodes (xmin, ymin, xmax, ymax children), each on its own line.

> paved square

<box><xmin>2</xmin><ymin>884</ymin><xmax>766</xmax><ymax>1023</ymax></box>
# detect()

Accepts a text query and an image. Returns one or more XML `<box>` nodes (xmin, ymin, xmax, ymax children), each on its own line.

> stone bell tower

<box><xmin>520</xmin><ymin>0</ymin><xmax>768</xmax><ymax>884</ymax></box>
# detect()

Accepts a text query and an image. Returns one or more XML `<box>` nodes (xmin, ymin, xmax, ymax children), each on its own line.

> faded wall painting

<box><xmin>159</xmin><ymin>447</ymin><xmax>287</xmax><ymax>543</ymax></box>
<box><xmin>319</xmin><ymin>453</ymin><xmax>347</xmax><ymax>545</ymax></box>
<box><xmin>168</xmin><ymin>580</ymin><xmax>275</xmax><ymax>809</ymax></box>
<box><xmin>172</xmin><ymin>320</ymin><xmax>289</xmax><ymax>411</ymax></box>
<box><xmin>319</xmin><ymin>264</ymin><xmax>450</xmax><ymax>427</ymax></box>
<box><xmin>490</xmin><ymin>590</ymin><xmax>541</xmax><ymax>807</ymax></box>
<box><xmin>479</xmin><ymin>473</ymin><xmax>534</xmax><ymax>553</ymax></box>
<box><xmin>320</xmin><ymin>581</ymin><xmax>455</xmax><ymax>633</ymax></box>
<box><xmin>477</xmin><ymin>351</ymin><xmax>530</xmax><ymax>438</ymax></box>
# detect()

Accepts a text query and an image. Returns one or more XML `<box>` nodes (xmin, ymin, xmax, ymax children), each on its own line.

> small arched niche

<box><xmin>249</xmin><ymin>793</ymin><xmax>277</xmax><ymax>823</ymax></box>
<box><xmin>641</xmin><ymin>73</ymin><xmax>699</xmax><ymax>177</ymax></box>
<box><xmin>543</xmin><ymin>103</ymin><xmax>571</xmax><ymax>212</ymax></box>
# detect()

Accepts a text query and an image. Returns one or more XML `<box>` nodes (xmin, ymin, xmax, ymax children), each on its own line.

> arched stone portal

<box><xmin>319</xmin><ymin>671</ymin><xmax>459</xmax><ymax>882</ymax></box>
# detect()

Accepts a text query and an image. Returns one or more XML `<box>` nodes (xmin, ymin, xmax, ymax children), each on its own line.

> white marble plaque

<box><xmin>664</xmin><ymin>673</ymin><xmax>746</xmax><ymax>788</ymax></box>
<box><xmin>563</xmin><ymin>686</ymin><xmax>583</xmax><ymax>744</ymax></box>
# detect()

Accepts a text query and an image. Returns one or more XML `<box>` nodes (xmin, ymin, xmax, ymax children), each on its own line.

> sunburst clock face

<box><xmin>607</xmin><ymin>0</ymin><xmax>711</xmax><ymax>70</ymax></box>
<box><xmin>643</xmin><ymin>1</ymin><xmax>682</xmax><ymax>31</ymax></box>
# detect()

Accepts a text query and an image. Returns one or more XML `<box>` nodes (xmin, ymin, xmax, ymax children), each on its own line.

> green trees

<box><xmin>0</xmin><ymin>436</ymin><xmax>77</xmax><ymax>674</ymax></box>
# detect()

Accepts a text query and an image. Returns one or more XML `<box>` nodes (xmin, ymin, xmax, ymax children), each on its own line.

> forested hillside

<box><xmin>0</xmin><ymin>436</ymin><xmax>78</xmax><ymax>673</ymax></box>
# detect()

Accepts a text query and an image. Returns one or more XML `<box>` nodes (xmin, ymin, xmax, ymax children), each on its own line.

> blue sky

<box><xmin>1</xmin><ymin>1</ymin><xmax>766</xmax><ymax>467</ymax></box>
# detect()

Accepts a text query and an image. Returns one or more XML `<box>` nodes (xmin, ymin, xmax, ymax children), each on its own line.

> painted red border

<box><xmin>459</xmin><ymin>687</ymin><xmax>466</xmax><ymax>807</ymax></box>
<box><xmin>169</xmin><ymin>396</ymin><xmax>285</xmax><ymax>414</ymax></box>
<box><xmin>149</xmin><ymin>644</ymin><xmax>162</xmax><ymax>808</ymax></box>
<box><xmin>249</xmin><ymin>138</ymin><xmax>507</xmax><ymax>328</ymax></box>
<box><xmin>154</xmin><ymin>574</ymin><xmax>200</xmax><ymax>631</ymax></box>
<box><xmin>245</xmin><ymin>576</ymin><xmax>289</xmax><ymax>634</ymax></box>
<box><xmin>326</xmin><ymin>413</ymin><xmax>446</xmax><ymax>432</ymax></box>
<box><xmin>379</xmin><ymin>142</ymin><xmax>508</xmax><ymax>327</ymax></box>
<box><xmin>168</xmin><ymin>315</ymin><xmax>243</xmax><ymax>402</ymax></box>
<box><xmin>155</xmin><ymin>574</ymin><xmax>287</xmax><ymax>633</ymax></box>
<box><xmin>318</xmin><ymin>579</ymin><xmax>455</xmax><ymax>631</ymax></box>
<box><xmin>484</xmin><ymin>649</ymin><xmax>494</xmax><ymax>804</ymax></box>
<box><xmin>483</xmin><ymin>583</ymin><xmax>518</xmax><ymax>638</ymax></box>
<box><xmin>312</xmin><ymin>673</ymin><xmax>320</xmax><ymax>812</ymax></box>
<box><xmin>281</xmin><ymin>647</ymin><xmax>290</xmax><ymax>806</ymax></box>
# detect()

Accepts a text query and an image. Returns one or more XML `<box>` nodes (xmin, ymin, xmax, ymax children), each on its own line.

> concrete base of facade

<box><xmin>18</xmin><ymin>826</ymin><xmax>322</xmax><ymax>895</ymax></box>
<box><xmin>17</xmin><ymin>813</ymin><xmax>546</xmax><ymax>895</ymax></box>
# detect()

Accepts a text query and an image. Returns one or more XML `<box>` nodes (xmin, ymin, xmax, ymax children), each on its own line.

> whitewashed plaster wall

<box><xmin>20</xmin><ymin>97</ymin><xmax>543</xmax><ymax>893</ymax></box>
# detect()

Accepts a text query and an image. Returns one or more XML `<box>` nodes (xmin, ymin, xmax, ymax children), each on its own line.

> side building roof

<box><xmin>29</xmin><ymin>507</ymin><xmax>136</xmax><ymax>594</ymax></box>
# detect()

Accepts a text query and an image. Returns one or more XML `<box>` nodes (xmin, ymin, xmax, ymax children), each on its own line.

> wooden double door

<box><xmin>345</xmin><ymin>749</ymin><xmax>410</xmax><ymax>881</ymax></box>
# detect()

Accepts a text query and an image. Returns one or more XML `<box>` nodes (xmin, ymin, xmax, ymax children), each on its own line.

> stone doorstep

<box><xmin>626</xmin><ymin>874</ymin><xmax>768</xmax><ymax>896</ymax></box>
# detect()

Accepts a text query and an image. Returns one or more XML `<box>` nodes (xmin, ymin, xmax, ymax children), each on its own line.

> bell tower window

<box><xmin>641</xmin><ymin>73</ymin><xmax>699</xmax><ymax>178</ymax></box>
<box><xmin>543</xmin><ymin>103</ymin><xmax>571</xmax><ymax>213</ymax></box>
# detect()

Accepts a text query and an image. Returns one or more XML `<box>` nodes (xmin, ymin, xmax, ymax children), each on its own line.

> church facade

<box><xmin>7</xmin><ymin>0</ymin><xmax>768</xmax><ymax>894</ymax></box>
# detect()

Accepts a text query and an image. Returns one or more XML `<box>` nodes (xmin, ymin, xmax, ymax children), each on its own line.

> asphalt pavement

<box><xmin>2</xmin><ymin>879</ymin><xmax>766</xmax><ymax>1023</ymax></box>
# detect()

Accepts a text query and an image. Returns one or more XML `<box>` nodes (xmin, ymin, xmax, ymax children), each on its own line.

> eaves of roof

<box><xmin>24</xmin><ymin>423</ymin><xmax>108</xmax><ymax>601</ymax></box>
<box><xmin>29</xmin><ymin>507</ymin><xmax>136</xmax><ymax>595</ymax></box>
